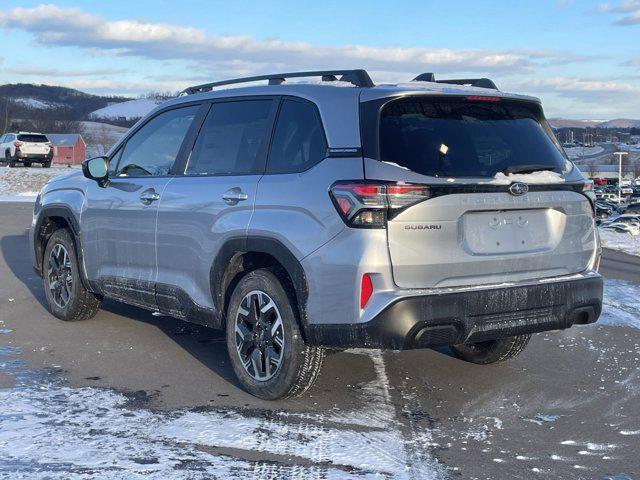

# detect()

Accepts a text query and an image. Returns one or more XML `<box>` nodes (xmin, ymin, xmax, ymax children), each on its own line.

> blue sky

<box><xmin>0</xmin><ymin>0</ymin><xmax>639</xmax><ymax>118</ymax></box>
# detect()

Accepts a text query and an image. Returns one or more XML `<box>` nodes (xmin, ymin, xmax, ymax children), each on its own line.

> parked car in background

<box><xmin>602</xmin><ymin>222</ymin><xmax>640</xmax><ymax>235</ymax></box>
<box><xmin>0</xmin><ymin>132</ymin><xmax>53</xmax><ymax>168</ymax></box>
<box><xmin>595</xmin><ymin>201</ymin><xmax>614</xmax><ymax>220</ymax></box>
<box><xmin>29</xmin><ymin>69</ymin><xmax>603</xmax><ymax>399</ymax></box>
<box><xmin>602</xmin><ymin>213</ymin><xmax>640</xmax><ymax>226</ymax></box>
<box><xmin>628</xmin><ymin>192</ymin><xmax>640</xmax><ymax>205</ymax></box>
<box><xmin>623</xmin><ymin>204</ymin><xmax>640</xmax><ymax>214</ymax></box>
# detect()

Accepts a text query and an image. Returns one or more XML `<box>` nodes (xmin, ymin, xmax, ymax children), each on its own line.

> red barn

<box><xmin>46</xmin><ymin>133</ymin><xmax>86</xmax><ymax>165</ymax></box>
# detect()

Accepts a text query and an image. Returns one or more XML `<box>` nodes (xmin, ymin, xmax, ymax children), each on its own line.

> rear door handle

<box><xmin>222</xmin><ymin>187</ymin><xmax>248</xmax><ymax>205</ymax></box>
<box><xmin>140</xmin><ymin>189</ymin><xmax>160</xmax><ymax>204</ymax></box>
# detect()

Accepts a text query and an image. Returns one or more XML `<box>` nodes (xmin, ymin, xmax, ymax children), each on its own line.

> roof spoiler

<box><xmin>412</xmin><ymin>73</ymin><xmax>498</xmax><ymax>90</ymax></box>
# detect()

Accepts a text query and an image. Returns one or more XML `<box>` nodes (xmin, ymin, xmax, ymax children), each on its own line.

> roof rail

<box><xmin>412</xmin><ymin>73</ymin><xmax>498</xmax><ymax>90</ymax></box>
<box><xmin>182</xmin><ymin>69</ymin><xmax>375</xmax><ymax>95</ymax></box>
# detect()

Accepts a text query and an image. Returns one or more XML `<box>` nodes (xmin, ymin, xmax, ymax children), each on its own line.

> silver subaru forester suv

<box><xmin>30</xmin><ymin>70</ymin><xmax>603</xmax><ymax>399</ymax></box>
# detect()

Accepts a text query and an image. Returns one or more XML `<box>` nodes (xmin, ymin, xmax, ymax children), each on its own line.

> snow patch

<box><xmin>600</xmin><ymin>279</ymin><xmax>640</xmax><ymax>329</ymax></box>
<box><xmin>523</xmin><ymin>414</ymin><xmax>562</xmax><ymax>425</ymax></box>
<box><xmin>89</xmin><ymin>99</ymin><xmax>160</xmax><ymax>120</ymax></box>
<box><xmin>487</xmin><ymin>170</ymin><xmax>565</xmax><ymax>185</ymax></box>
<box><xmin>13</xmin><ymin>97</ymin><xmax>59</xmax><ymax>109</ymax></box>
<box><xmin>0</xmin><ymin>345</ymin><xmax>444</xmax><ymax>479</ymax></box>
<box><xmin>564</xmin><ymin>145</ymin><xmax>604</xmax><ymax>160</ymax></box>
<box><xmin>0</xmin><ymin>164</ymin><xmax>80</xmax><ymax>199</ymax></box>
<box><xmin>600</xmin><ymin>228</ymin><xmax>640</xmax><ymax>257</ymax></box>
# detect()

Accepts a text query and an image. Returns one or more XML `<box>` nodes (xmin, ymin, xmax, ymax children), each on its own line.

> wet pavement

<box><xmin>1</xmin><ymin>202</ymin><xmax>638</xmax><ymax>479</ymax></box>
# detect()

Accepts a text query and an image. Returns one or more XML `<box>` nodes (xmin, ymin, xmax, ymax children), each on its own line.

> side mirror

<box><xmin>82</xmin><ymin>156</ymin><xmax>109</xmax><ymax>187</ymax></box>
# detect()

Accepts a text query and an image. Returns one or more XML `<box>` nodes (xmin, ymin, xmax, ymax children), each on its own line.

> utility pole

<box><xmin>2</xmin><ymin>100</ymin><xmax>8</xmax><ymax>133</ymax></box>
<box><xmin>614</xmin><ymin>151</ymin><xmax>628</xmax><ymax>204</ymax></box>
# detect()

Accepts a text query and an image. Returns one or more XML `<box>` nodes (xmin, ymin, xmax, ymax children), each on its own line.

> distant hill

<box><xmin>549</xmin><ymin>118</ymin><xmax>640</xmax><ymax>129</ymax></box>
<box><xmin>0</xmin><ymin>83</ymin><xmax>129</xmax><ymax>120</ymax></box>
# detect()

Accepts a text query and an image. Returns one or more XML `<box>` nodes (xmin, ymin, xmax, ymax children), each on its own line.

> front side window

<box><xmin>377</xmin><ymin>97</ymin><xmax>568</xmax><ymax>178</ymax></box>
<box><xmin>186</xmin><ymin>100</ymin><xmax>272</xmax><ymax>175</ymax></box>
<box><xmin>116</xmin><ymin>105</ymin><xmax>198</xmax><ymax>177</ymax></box>
<box><xmin>267</xmin><ymin>99</ymin><xmax>326</xmax><ymax>174</ymax></box>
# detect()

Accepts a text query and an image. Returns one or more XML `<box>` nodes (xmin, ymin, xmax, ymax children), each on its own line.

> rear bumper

<box><xmin>305</xmin><ymin>275</ymin><xmax>603</xmax><ymax>350</ymax></box>
<box><xmin>16</xmin><ymin>152</ymin><xmax>51</xmax><ymax>162</ymax></box>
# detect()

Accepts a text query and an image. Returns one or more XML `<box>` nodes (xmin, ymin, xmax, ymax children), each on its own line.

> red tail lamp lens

<box><xmin>360</xmin><ymin>273</ymin><xmax>373</xmax><ymax>309</ymax></box>
<box><xmin>465</xmin><ymin>95</ymin><xmax>500</xmax><ymax>102</ymax></box>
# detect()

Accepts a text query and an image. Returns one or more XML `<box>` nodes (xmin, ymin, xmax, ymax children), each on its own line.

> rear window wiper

<box><xmin>501</xmin><ymin>164</ymin><xmax>557</xmax><ymax>175</ymax></box>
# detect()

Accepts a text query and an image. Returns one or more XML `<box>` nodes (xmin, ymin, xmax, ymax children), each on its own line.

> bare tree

<box><xmin>84</xmin><ymin>124</ymin><xmax>117</xmax><ymax>157</ymax></box>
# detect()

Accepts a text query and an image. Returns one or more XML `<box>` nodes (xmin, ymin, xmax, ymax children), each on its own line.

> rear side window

<box><xmin>266</xmin><ymin>99</ymin><xmax>326</xmax><ymax>174</ymax></box>
<box><xmin>186</xmin><ymin>100</ymin><xmax>272</xmax><ymax>175</ymax></box>
<box><xmin>376</xmin><ymin>97</ymin><xmax>567</xmax><ymax>178</ymax></box>
<box><xmin>18</xmin><ymin>134</ymin><xmax>48</xmax><ymax>143</ymax></box>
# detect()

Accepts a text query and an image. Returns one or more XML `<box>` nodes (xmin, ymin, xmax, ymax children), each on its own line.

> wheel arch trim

<box><xmin>34</xmin><ymin>204</ymin><xmax>92</xmax><ymax>292</ymax></box>
<box><xmin>211</xmin><ymin>236</ymin><xmax>309</xmax><ymax>333</ymax></box>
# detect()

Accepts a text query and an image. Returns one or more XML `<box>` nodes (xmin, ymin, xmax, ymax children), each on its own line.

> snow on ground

<box><xmin>564</xmin><ymin>145</ymin><xmax>604</xmax><ymax>160</ymax></box>
<box><xmin>600</xmin><ymin>279</ymin><xmax>640</xmax><ymax>329</ymax></box>
<box><xmin>599</xmin><ymin>228</ymin><xmax>640</xmax><ymax>257</ymax></box>
<box><xmin>617</xmin><ymin>143</ymin><xmax>640</xmax><ymax>152</ymax></box>
<box><xmin>0</xmin><ymin>332</ymin><xmax>444</xmax><ymax>479</ymax></box>
<box><xmin>89</xmin><ymin>99</ymin><xmax>160</xmax><ymax>121</ymax></box>
<box><xmin>0</xmin><ymin>164</ymin><xmax>80</xmax><ymax>200</ymax></box>
<box><xmin>13</xmin><ymin>97</ymin><xmax>60</xmax><ymax>109</ymax></box>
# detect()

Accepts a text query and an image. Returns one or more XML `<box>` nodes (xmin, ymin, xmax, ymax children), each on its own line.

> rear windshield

<box><xmin>377</xmin><ymin>97</ymin><xmax>567</xmax><ymax>178</ymax></box>
<box><xmin>17</xmin><ymin>134</ymin><xmax>49</xmax><ymax>143</ymax></box>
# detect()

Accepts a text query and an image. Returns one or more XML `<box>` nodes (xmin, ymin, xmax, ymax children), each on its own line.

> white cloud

<box><xmin>7</xmin><ymin>67</ymin><xmax>126</xmax><ymax>77</ymax></box>
<box><xmin>597</xmin><ymin>0</ymin><xmax>640</xmax><ymax>25</ymax></box>
<box><xmin>508</xmin><ymin>76</ymin><xmax>640</xmax><ymax>104</ymax></box>
<box><xmin>0</xmin><ymin>4</ymin><xmax>589</xmax><ymax>76</ymax></box>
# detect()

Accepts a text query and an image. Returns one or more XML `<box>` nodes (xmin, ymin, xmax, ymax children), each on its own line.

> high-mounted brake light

<box><xmin>360</xmin><ymin>274</ymin><xmax>373</xmax><ymax>309</ymax></box>
<box><xmin>465</xmin><ymin>95</ymin><xmax>500</xmax><ymax>102</ymax></box>
<box><xmin>330</xmin><ymin>181</ymin><xmax>430</xmax><ymax>228</ymax></box>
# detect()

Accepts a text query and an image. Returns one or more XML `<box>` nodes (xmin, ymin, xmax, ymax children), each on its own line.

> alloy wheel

<box><xmin>47</xmin><ymin>243</ymin><xmax>73</xmax><ymax>308</ymax></box>
<box><xmin>234</xmin><ymin>290</ymin><xmax>285</xmax><ymax>381</ymax></box>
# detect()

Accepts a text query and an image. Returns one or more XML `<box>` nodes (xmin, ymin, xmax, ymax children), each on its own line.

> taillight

<box><xmin>330</xmin><ymin>181</ymin><xmax>430</xmax><ymax>228</ymax></box>
<box><xmin>360</xmin><ymin>273</ymin><xmax>373</xmax><ymax>309</ymax></box>
<box><xmin>465</xmin><ymin>95</ymin><xmax>500</xmax><ymax>102</ymax></box>
<box><xmin>14</xmin><ymin>141</ymin><xmax>22</xmax><ymax>148</ymax></box>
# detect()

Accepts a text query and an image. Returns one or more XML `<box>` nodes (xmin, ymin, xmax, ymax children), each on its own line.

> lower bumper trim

<box><xmin>305</xmin><ymin>275</ymin><xmax>603</xmax><ymax>350</ymax></box>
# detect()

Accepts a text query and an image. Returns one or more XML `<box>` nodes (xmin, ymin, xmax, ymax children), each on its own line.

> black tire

<box><xmin>43</xmin><ymin>229</ymin><xmax>101</xmax><ymax>321</ymax></box>
<box><xmin>6</xmin><ymin>151</ymin><xmax>16</xmax><ymax>168</ymax></box>
<box><xmin>24</xmin><ymin>161</ymin><xmax>32</xmax><ymax>168</ymax></box>
<box><xmin>43</xmin><ymin>161</ymin><xmax>51</xmax><ymax>168</ymax></box>
<box><xmin>450</xmin><ymin>334</ymin><xmax>532</xmax><ymax>365</ymax></box>
<box><xmin>226</xmin><ymin>269</ymin><xmax>324</xmax><ymax>400</ymax></box>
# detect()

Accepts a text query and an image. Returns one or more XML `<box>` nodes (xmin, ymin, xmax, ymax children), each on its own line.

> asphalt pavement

<box><xmin>1</xmin><ymin>202</ymin><xmax>638</xmax><ymax>479</ymax></box>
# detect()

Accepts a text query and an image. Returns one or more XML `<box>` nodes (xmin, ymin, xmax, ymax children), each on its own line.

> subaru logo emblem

<box><xmin>509</xmin><ymin>182</ymin><xmax>529</xmax><ymax>196</ymax></box>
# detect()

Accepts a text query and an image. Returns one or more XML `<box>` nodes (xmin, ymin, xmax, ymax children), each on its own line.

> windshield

<box><xmin>378</xmin><ymin>97</ymin><xmax>568</xmax><ymax>178</ymax></box>
<box><xmin>18</xmin><ymin>134</ymin><xmax>49</xmax><ymax>143</ymax></box>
